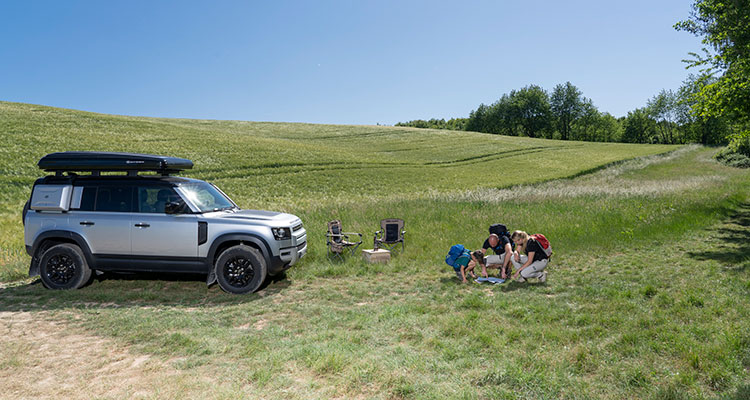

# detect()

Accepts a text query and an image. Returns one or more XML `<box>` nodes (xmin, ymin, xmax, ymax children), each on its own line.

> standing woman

<box><xmin>510</xmin><ymin>230</ymin><xmax>548</xmax><ymax>283</ymax></box>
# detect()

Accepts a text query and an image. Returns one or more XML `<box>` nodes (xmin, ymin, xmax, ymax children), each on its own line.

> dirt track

<box><xmin>0</xmin><ymin>311</ymin><xmax>200</xmax><ymax>400</ymax></box>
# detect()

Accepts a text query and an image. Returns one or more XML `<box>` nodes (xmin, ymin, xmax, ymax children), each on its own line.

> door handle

<box><xmin>134</xmin><ymin>223</ymin><xmax>151</xmax><ymax>228</ymax></box>
<box><xmin>79</xmin><ymin>221</ymin><xmax>95</xmax><ymax>226</ymax></box>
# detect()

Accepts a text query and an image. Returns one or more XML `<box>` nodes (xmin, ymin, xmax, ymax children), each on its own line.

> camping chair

<box><xmin>373</xmin><ymin>218</ymin><xmax>405</xmax><ymax>253</ymax></box>
<box><xmin>325</xmin><ymin>220</ymin><xmax>363</xmax><ymax>260</ymax></box>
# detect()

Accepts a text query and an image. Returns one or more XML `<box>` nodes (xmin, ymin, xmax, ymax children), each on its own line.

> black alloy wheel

<box><xmin>38</xmin><ymin>243</ymin><xmax>92</xmax><ymax>290</ymax></box>
<box><xmin>224</xmin><ymin>256</ymin><xmax>255</xmax><ymax>288</ymax></box>
<box><xmin>215</xmin><ymin>245</ymin><xmax>267</xmax><ymax>294</ymax></box>
<box><xmin>47</xmin><ymin>253</ymin><xmax>77</xmax><ymax>284</ymax></box>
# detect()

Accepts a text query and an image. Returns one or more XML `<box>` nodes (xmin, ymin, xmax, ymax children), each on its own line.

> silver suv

<box><xmin>23</xmin><ymin>152</ymin><xmax>307</xmax><ymax>294</ymax></box>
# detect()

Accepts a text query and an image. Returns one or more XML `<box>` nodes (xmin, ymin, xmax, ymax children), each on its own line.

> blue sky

<box><xmin>1</xmin><ymin>1</ymin><xmax>700</xmax><ymax>125</ymax></box>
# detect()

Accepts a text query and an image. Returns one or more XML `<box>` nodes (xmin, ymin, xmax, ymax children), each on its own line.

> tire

<box><xmin>38</xmin><ymin>243</ymin><xmax>92</xmax><ymax>290</ymax></box>
<box><xmin>215</xmin><ymin>245</ymin><xmax>267</xmax><ymax>294</ymax></box>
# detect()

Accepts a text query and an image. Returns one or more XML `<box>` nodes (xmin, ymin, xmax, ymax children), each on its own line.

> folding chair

<box><xmin>373</xmin><ymin>218</ymin><xmax>405</xmax><ymax>253</ymax></box>
<box><xmin>325</xmin><ymin>220</ymin><xmax>363</xmax><ymax>260</ymax></box>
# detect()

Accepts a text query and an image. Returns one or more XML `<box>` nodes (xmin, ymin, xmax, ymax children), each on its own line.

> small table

<box><xmin>362</xmin><ymin>249</ymin><xmax>391</xmax><ymax>263</ymax></box>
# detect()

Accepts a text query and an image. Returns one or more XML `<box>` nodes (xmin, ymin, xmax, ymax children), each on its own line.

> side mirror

<box><xmin>165</xmin><ymin>201</ymin><xmax>182</xmax><ymax>214</ymax></box>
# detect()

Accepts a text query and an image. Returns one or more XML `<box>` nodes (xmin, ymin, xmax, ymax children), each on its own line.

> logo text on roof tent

<box><xmin>126</xmin><ymin>160</ymin><xmax>145</xmax><ymax>164</ymax></box>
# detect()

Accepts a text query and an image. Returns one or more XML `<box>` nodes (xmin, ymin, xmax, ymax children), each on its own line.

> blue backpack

<box><xmin>445</xmin><ymin>244</ymin><xmax>470</xmax><ymax>268</ymax></box>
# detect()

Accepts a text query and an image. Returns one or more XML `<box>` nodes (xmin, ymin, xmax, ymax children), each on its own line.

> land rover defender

<box><xmin>23</xmin><ymin>152</ymin><xmax>307</xmax><ymax>294</ymax></box>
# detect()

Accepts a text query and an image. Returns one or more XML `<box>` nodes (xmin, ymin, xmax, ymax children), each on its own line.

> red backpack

<box><xmin>530</xmin><ymin>234</ymin><xmax>552</xmax><ymax>259</ymax></box>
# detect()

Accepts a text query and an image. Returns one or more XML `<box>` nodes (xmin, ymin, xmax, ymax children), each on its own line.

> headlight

<box><xmin>271</xmin><ymin>227</ymin><xmax>291</xmax><ymax>240</ymax></box>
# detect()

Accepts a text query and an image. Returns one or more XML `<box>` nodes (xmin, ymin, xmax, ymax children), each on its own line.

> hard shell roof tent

<box><xmin>37</xmin><ymin>151</ymin><xmax>194</xmax><ymax>176</ymax></box>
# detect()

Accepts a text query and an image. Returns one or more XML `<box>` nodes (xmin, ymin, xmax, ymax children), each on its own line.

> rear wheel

<box><xmin>215</xmin><ymin>245</ymin><xmax>267</xmax><ymax>294</ymax></box>
<box><xmin>39</xmin><ymin>244</ymin><xmax>92</xmax><ymax>290</ymax></box>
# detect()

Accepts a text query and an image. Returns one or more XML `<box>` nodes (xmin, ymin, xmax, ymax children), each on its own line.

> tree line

<box><xmin>397</xmin><ymin>1</ymin><xmax>749</xmax><ymax>163</ymax></box>
<box><xmin>397</xmin><ymin>76</ymin><xmax>728</xmax><ymax>146</ymax></box>
<box><xmin>395</xmin><ymin>118</ymin><xmax>468</xmax><ymax>131</ymax></box>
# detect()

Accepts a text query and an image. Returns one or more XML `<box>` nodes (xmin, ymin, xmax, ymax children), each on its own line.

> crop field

<box><xmin>0</xmin><ymin>101</ymin><xmax>749</xmax><ymax>399</ymax></box>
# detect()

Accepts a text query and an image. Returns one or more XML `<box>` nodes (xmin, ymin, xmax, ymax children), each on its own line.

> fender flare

<box><xmin>29</xmin><ymin>230</ymin><xmax>95</xmax><ymax>277</ymax></box>
<box><xmin>205</xmin><ymin>233</ymin><xmax>272</xmax><ymax>285</ymax></box>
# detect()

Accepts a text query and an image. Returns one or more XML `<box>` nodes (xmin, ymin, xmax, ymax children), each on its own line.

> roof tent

<box><xmin>38</xmin><ymin>152</ymin><xmax>193</xmax><ymax>175</ymax></box>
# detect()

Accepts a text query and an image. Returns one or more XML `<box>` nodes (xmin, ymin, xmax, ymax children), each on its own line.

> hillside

<box><xmin>0</xmin><ymin>101</ymin><xmax>673</xmax><ymax>276</ymax></box>
<box><xmin>1</xmin><ymin>101</ymin><xmax>748</xmax><ymax>399</ymax></box>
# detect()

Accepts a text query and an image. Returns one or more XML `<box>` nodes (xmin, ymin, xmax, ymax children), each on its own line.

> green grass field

<box><xmin>0</xmin><ymin>101</ymin><xmax>749</xmax><ymax>399</ymax></box>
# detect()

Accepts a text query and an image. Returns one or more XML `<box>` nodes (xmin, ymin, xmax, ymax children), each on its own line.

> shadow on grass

<box><xmin>722</xmin><ymin>384</ymin><xmax>750</xmax><ymax>400</ymax></box>
<box><xmin>437</xmin><ymin>275</ymin><xmax>542</xmax><ymax>292</ymax></box>
<box><xmin>0</xmin><ymin>271</ymin><xmax>292</xmax><ymax>312</ymax></box>
<box><xmin>94</xmin><ymin>270</ymin><xmax>290</xmax><ymax>290</ymax></box>
<box><xmin>688</xmin><ymin>202</ymin><xmax>750</xmax><ymax>272</ymax></box>
<box><xmin>498</xmin><ymin>280</ymin><xmax>546</xmax><ymax>292</ymax></box>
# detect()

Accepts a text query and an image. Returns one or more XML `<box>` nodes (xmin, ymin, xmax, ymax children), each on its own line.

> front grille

<box><xmin>296</xmin><ymin>241</ymin><xmax>306</xmax><ymax>250</ymax></box>
<box><xmin>292</xmin><ymin>223</ymin><xmax>303</xmax><ymax>232</ymax></box>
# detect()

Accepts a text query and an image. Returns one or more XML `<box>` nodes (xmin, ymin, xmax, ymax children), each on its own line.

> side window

<box><xmin>78</xmin><ymin>187</ymin><xmax>96</xmax><ymax>211</ymax></box>
<box><xmin>136</xmin><ymin>186</ymin><xmax>183</xmax><ymax>213</ymax></box>
<box><xmin>70</xmin><ymin>186</ymin><xmax>97</xmax><ymax>211</ymax></box>
<box><xmin>95</xmin><ymin>186</ymin><xmax>133</xmax><ymax>212</ymax></box>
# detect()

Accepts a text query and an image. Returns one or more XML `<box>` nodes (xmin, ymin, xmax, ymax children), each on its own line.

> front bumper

<box><xmin>270</xmin><ymin>232</ymin><xmax>306</xmax><ymax>275</ymax></box>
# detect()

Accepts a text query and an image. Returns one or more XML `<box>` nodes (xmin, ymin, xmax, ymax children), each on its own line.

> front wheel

<box><xmin>39</xmin><ymin>243</ymin><xmax>92</xmax><ymax>290</ymax></box>
<box><xmin>215</xmin><ymin>245</ymin><xmax>267</xmax><ymax>294</ymax></box>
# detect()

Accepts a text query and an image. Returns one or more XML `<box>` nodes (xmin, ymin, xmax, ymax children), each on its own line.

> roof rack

<box><xmin>38</xmin><ymin>152</ymin><xmax>194</xmax><ymax>176</ymax></box>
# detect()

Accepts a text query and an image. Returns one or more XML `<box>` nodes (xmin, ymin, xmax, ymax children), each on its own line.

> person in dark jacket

<box><xmin>480</xmin><ymin>233</ymin><xmax>514</xmax><ymax>279</ymax></box>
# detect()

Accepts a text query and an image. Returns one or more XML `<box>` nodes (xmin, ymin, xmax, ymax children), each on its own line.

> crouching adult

<box><xmin>481</xmin><ymin>233</ymin><xmax>514</xmax><ymax>279</ymax></box>
<box><xmin>510</xmin><ymin>230</ymin><xmax>548</xmax><ymax>283</ymax></box>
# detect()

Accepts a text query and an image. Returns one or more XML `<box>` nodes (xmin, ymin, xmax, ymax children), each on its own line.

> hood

<box><xmin>209</xmin><ymin>209</ymin><xmax>301</xmax><ymax>226</ymax></box>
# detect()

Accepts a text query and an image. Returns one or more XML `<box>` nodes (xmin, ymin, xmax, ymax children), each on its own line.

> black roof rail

<box><xmin>38</xmin><ymin>152</ymin><xmax>193</xmax><ymax>175</ymax></box>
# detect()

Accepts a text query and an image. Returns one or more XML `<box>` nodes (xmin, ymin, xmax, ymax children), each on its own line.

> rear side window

<box><xmin>95</xmin><ymin>186</ymin><xmax>133</xmax><ymax>212</ymax></box>
<box><xmin>78</xmin><ymin>187</ymin><xmax>96</xmax><ymax>211</ymax></box>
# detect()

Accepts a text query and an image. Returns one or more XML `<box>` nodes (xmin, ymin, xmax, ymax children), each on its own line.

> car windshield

<box><xmin>178</xmin><ymin>182</ymin><xmax>236</xmax><ymax>213</ymax></box>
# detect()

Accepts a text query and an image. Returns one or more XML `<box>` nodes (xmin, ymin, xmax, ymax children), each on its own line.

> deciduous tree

<box><xmin>622</xmin><ymin>108</ymin><xmax>656</xmax><ymax>144</ymax></box>
<box><xmin>675</xmin><ymin>0</ymin><xmax>750</xmax><ymax>153</ymax></box>
<box><xmin>550</xmin><ymin>82</ymin><xmax>583</xmax><ymax>140</ymax></box>
<box><xmin>676</xmin><ymin>74</ymin><xmax>728</xmax><ymax>145</ymax></box>
<box><xmin>647</xmin><ymin>89</ymin><xmax>679</xmax><ymax>144</ymax></box>
<box><xmin>509</xmin><ymin>85</ymin><xmax>551</xmax><ymax>138</ymax></box>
